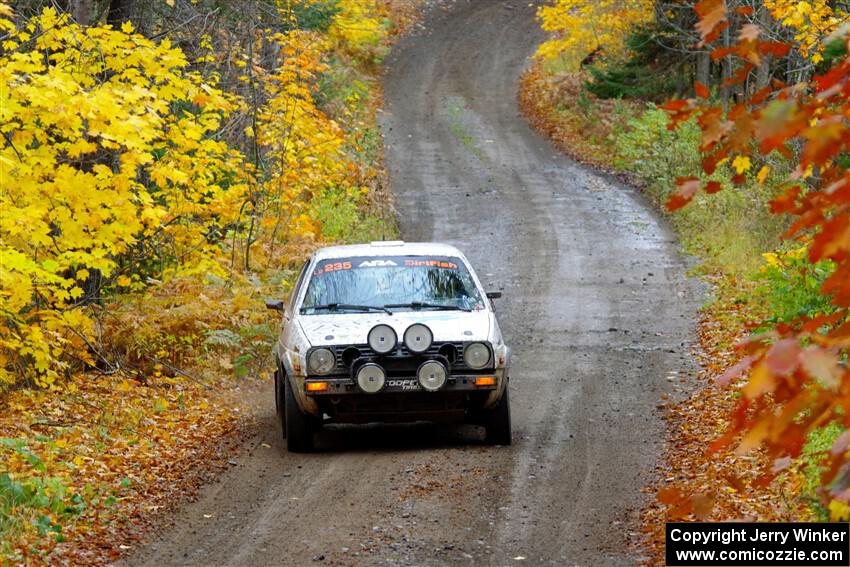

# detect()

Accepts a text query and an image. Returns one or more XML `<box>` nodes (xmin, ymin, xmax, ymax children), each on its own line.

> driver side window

<box><xmin>288</xmin><ymin>260</ymin><xmax>311</xmax><ymax>313</ymax></box>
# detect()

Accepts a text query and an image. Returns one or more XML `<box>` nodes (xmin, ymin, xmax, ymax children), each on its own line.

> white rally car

<box><xmin>266</xmin><ymin>241</ymin><xmax>511</xmax><ymax>452</ymax></box>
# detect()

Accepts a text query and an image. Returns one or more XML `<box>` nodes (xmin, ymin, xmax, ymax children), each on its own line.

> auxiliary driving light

<box><xmin>356</xmin><ymin>363</ymin><xmax>386</xmax><ymax>393</ymax></box>
<box><xmin>308</xmin><ymin>348</ymin><xmax>335</xmax><ymax>375</ymax></box>
<box><xmin>463</xmin><ymin>342</ymin><xmax>490</xmax><ymax>369</ymax></box>
<box><xmin>368</xmin><ymin>324</ymin><xmax>397</xmax><ymax>354</ymax></box>
<box><xmin>417</xmin><ymin>360</ymin><xmax>447</xmax><ymax>392</ymax></box>
<box><xmin>404</xmin><ymin>323</ymin><xmax>433</xmax><ymax>353</ymax></box>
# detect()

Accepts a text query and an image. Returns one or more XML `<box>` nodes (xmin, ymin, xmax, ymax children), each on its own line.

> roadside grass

<box><xmin>520</xmin><ymin>65</ymin><xmax>637</xmax><ymax>169</ymax></box>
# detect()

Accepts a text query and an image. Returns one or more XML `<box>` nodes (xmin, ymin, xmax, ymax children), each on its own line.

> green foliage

<box><xmin>0</xmin><ymin>441</ymin><xmax>87</xmax><ymax>556</ymax></box>
<box><xmin>584</xmin><ymin>28</ymin><xmax>679</xmax><ymax>100</ymax></box>
<box><xmin>799</xmin><ymin>423</ymin><xmax>843</xmax><ymax>520</ymax></box>
<box><xmin>754</xmin><ymin>248</ymin><xmax>837</xmax><ymax>326</ymax></box>
<box><xmin>310</xmin><ymin>187</ymin><xmax>394</xmax><ymax>243</ymax></box>
<box><xmin>613</xmin><ymin>106</ymin><xmax>788</xmax><ymax>275</ymax></box>
<box><xmin>290</xmin><ymin>0</ymin><xmax>341</xmax><ymax>32</ymax></box>
<box><xmin>575</xmin><ymin>89</ymin><xmax>595</xmax><ymax>119</ymax></box>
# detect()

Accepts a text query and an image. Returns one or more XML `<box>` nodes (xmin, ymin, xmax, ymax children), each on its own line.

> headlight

<box><xmin>307</xmin><ymin>348</ymin><xmax>335</xmax><ymax>374</ymax></box>
<box><xmin>417</xmin><ymin>360</ymin><xmax>447</xmax><ymax>392</ymax></box>
<box><xmin>404</xmin><ymin>323</ymin><xmax>433</xmax><ymax>353</ymax></box>
<box><xmin>464</xmin><ymin>342</ymin><xmax>491</xmax><ymax>369</ymax></box>
<box><xmin>368</xmin><ymin>324</ymin><xmax>397</xmax><ymax>354</ymax></box>
<box><xmin>356</xmin><ymin>363</ymin><xmax>386</xmax><ymax>393</ymax></box>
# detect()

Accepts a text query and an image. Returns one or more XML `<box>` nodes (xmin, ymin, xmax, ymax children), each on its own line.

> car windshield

<box><xmin>300</xmin><ymin>255</ymin><xmax>485</xmax><ymax>314</ymax></box>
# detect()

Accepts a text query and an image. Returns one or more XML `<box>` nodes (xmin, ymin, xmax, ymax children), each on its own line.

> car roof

<box><xmin>312</xmin><ymin>241</ymin><xmax>466</xmax><ymax>261</ymax></box>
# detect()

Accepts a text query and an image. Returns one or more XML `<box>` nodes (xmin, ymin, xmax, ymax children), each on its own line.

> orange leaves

<box><xmin>799</xmin><ymin>346</ymin><xmax>842</xmax><ymax>389</ymax></box>
<box><xmin>667</xmin><ymin>178</ymin><xmax>724</xmax><ymax>211</ymax></box>
<box><xmin>695</xmin><ymin>0</ymin><xmax>728</xmax><ymax>45</ymax></box>
<box><xmin>667</xmin><ymin>177</ymin><xmax>701</xmax><ymax>210</ymax></box>
<box><xmin>660</xmin><ymin>0</ymin><xmax>850</xmax><ymax>513</ymax></box>
<box><xmin>764</xmin><ymin>338</ymin><xmax>801</xmax><ymax>377</ymax></box>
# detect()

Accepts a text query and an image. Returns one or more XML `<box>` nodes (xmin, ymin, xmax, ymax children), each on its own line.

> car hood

<box><xmin>297</xmin><ymin>310</ymin><xmax>492</xmax><ymax>347</ymax></box>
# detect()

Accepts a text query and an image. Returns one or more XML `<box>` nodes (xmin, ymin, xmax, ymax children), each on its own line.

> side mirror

<box><xmin>265</xmin><ymin>299</ymin><xmax>285</xmax><ymax>312</ymax></box>
<box><xmin>486</xmin><ymin>291</ymin><xmax>502</xmax><ymax>300</ymax></box>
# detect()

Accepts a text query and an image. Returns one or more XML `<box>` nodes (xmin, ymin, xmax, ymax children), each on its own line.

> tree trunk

<box><xmin>696</xmin><ymin>50</ymin><xmax>711</xmax><ymax>88</ymax></box>
<box><xmin>69</xmin><ymin>0</ymin><xmax>95</xmax><ymax>25</ymax></box>
<box><xmin>107</xmin><ymin>0</ymin><xmax>132</xmax><ymax>28</ymax></box>
<box><xmin>755</xmin><ymin>6</ymin><xmax>773</xmax><ymax>91</ymax></box>
<box><xmin>719</xmin><ymin>26</ymin><xmax>733</xmax><ymax>109</ymax></box>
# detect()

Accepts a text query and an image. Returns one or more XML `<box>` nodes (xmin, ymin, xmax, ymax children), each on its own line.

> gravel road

<box><xmin>120</xmin><ymin>1</ymin><xmax>700</xmax><ymax>565</ymax></box>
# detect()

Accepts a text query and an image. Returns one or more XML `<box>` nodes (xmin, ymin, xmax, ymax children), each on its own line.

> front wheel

<box><xmin>484</xmin><ymin>383</ymin><xmax>512</xmax><ymax>446</ymax></box>
<box><xmin>284</xmin><ymin>376</ymin><xmax>314</xmax><ymax>452</ymax></box>
<box><xmin>274</xmin><ymin>369</ymin><xmax>286</xmax><ymax>439</ymax></box>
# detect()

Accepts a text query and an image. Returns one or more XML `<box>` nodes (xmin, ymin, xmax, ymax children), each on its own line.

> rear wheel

<box><xmin>284</xmin><ymin>375</ymin><xmax>314</xmax><ymax>452</ymax></box>
<box><xmin>484</xmin><ymin>383</ymin><xmax>512</xmax><ymax>446</ymax></box>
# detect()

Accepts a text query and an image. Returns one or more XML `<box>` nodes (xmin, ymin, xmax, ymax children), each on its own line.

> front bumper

<box><xmin>296</xmin><ymin>368</ymin><xmax>507</xmax><ymax>422</ymax></box>
<box><xmin>304</xmin><ymin>373</ymin><xmax>499</xmax><ymax>395</ymax></box>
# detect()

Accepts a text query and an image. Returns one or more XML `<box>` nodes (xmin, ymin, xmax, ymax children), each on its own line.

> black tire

<box><xmin>484</xmin><ymin>383</ymin><xmax>512</xmax><ymax>446</ymax></box>
<box><xmin>284</xmin><ymin>375</ymin><xmax>314</xmax><ymax>452</ymax></box>
<box><xmin>274</xmin><ymin>369</ymin><xmax>286</xmax><ymax>439</ymax></box>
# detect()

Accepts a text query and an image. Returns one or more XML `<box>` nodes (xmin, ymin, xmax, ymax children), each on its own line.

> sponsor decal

<box><xmin>313</xmin><ymin>256</ymin><xmax>462</xmax><ymax>276</ymax></box>
<box><xmin>313</xmin><ymin>261</ymin><xmax>352</xmax><ymax>276</ymax></box>
<box><xmin>358</xmin><ymin>259</ymin><xmax>398</xmax><ymax>268</ymax></box>
<box><xmin>404</xmin><ymin>259</ymin><xmax>458</xmax><ymax>269</ymax></box>
<box><xmin>386</xmin><ymin>379</ymin><xmax>421</xmax><ymax>391</ymax></box>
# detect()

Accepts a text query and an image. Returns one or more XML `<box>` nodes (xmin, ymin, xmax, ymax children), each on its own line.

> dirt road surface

<box><xmin>121</xmin><ymin>1</ymin><xmax>700</xmax><ymax>565</ymax></box>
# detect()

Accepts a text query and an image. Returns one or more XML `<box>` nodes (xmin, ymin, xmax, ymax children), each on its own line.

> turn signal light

<box><xmin>306</xmin><ymin>381</ymin><xmax>329</xmax><ymax>392</ymax></box>
<box><xmin>475</xmin><ymin>376</ymin><xmax>496</xmax><ymax>387</ymax></box>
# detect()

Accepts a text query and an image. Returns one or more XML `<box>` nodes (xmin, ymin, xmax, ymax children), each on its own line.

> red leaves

<box><xmin>655</xmin><ymin>0</ymin><xmax>850</xmax><ymax>523</ymax></box>
<box><xmin>758</xmin><ymin>41</ymin><xmax>791</xmax><ymax>58</ymax></box>
<box><xmin>715</xmin><ymin>354</ymin><xmax>755</xmax><ymax>386</ymax></box>
<box><xmin>799</xmin><ymin>347</ymin><xmax>842</xmax><ymax>389</ymax></box>
<box><xmin>764</xmin><ymin>338</ymin><xmax>800</xmax><ymax>377</ymax></box>
<box><xmin>666</xmin><ymin>179</ymin><xmax>724</xmax><ymax>211</ymax></box>
<box><xmin>658</xmin><ymin>486</ymin><xmax>716</xmax><ymax>519</ymax></box>
<box><xmin>660</xmin><ymin>98</ymin><xmax>698</xmax><ymax>130</ymax></box>
<box><xmin>698</xmin><ymin>107</ymin><xmax>732</xmax><ymax>151</ymax></box>
<box><xmin>802</xmin><ymin>116</ymin><xmax>846</xmax><ymax>166</ymax></box>
<box><xmin>667</xmin><ymin>177</ymin><xmax>701</xmax><ymax>210</ymax></box>
<box><xmin>769</xmin><ymin>185</ymin><xmax>801</xmax><ymax>214</ymax></box>
<box><xmin>704</xmin><ymin>180</ymin><xmax>722</xmax><ymax>194</ymax></box>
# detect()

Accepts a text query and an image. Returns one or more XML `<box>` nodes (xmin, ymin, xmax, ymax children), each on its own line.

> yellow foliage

<box><xmin>0</xmin><ymin>0</ymin><xmax>391</xmax><ymax>386</ymax></box>
<box><xmin>329</xmin><ymin>0</ymin><xmax>386</xmax><ymax>54</ymax></box>
<box><xmin>0</xmin><ymin>7</ymin><xmax>250</xmax><ymax>381</ymax></box>
<box><xmin>765</xmin><ymin>0</ymin><xmax>844</xmax><ymax>61</ymax></box>
<box><xmin>732</xmin><ymin>155</ymin><xmax>752</xmax><ymax>175</ymax></box>
<box><xmin>829</xmin><ymin>499</ymin><xmax>850</xmax><ymax>521</ymax></box>
<box><xmin>535</xmin><ymin>0</ymin><xmax>654</xmax><ymax>69</ymax></box>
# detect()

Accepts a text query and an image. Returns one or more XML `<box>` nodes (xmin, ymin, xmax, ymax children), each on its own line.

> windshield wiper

<box><xmin>302</xmin><ymin>303</ymin><xmax>393</xmax><ymax>315</ymax></box>
<box><xmin>384</xmin><ymin>302</ymin><xmax>471</xmax><ymax>312</ymax></box>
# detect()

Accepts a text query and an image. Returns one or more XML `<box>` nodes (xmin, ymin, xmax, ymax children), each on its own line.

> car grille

<box><xmin>326</xmin><ymin>341</ymin><xmax>479</xmax><ymax>376</ymax></box>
